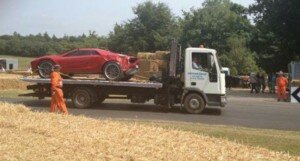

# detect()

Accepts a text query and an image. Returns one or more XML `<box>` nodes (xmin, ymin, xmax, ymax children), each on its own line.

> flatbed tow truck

<box><xmin>21</xmin><ymin>41</ymin><xmax>226</xmax><ymax>114</ymax></box>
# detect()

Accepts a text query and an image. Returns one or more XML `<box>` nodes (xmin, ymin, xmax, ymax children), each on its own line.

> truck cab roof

<box><xmin>185</xmin><ymin>48</ymin><xmax>217</xmax><ymax>55</ymax></box>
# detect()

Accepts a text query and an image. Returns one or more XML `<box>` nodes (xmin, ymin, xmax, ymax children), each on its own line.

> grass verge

<box><xmin>0</xmin><ymin>89</ymin><xmax>30</xmax><ymax>98</ymax></box>
<box><xmin>130</xmin><ymin>120</ymin><xmax>300</xmax><ymax>156</ymax></box>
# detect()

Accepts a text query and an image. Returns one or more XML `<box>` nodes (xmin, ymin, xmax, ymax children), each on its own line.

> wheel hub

<box><xmin>189</xmin><ymin>98</ymin><xmax>200</xmax><ymax>109</ymax></box>
<box><xmin>80</xmin><ymin>96</ymin><xmax>86</xmax><ymax>102</ymax></box>
<box><xmin>76</xmin><ymin>93</ymin><xmax>87</xmax><ymax>105</ymax></box>
<box><xmin>39</xmin><ymin>62</ymin><xmax>53</xmax><ymax>78</ymax></box>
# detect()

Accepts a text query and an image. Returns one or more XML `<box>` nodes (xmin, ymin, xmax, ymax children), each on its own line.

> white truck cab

<box><xmin>182</xmin><ymin>48</ymin><xmax>226</xmax><ymax>113</ymax></box>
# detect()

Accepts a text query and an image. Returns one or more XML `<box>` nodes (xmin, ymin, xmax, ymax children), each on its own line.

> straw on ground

<box><xmin>0</xmin><ymin>102</ymin><xmax>299</xmax><ymax>161</ymax></box>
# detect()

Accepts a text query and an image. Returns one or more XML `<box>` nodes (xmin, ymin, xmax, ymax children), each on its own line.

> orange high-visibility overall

<box><xmin>50</xmin><ymin>71</ymin><xmax>68</xmax><ymax>114</ymax></box>
<box><xmin>276</xmin><ymin>76</ymin><xmax>288</xmax><ymax>100</ymax></box>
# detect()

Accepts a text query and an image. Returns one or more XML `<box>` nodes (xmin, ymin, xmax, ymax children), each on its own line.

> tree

<box><xmin>0</xmin><ymin>32</ymin><xmax>108</xmax><ymax>57</ymax></box>
<box><xmin>108</xmin><ymin>1</ymin><xmax>179</xmax><ymax>54</ymax></box>
<box><xmin>180</xmin><ymin>0</ymin><xmax>252</xmax><ymax>52</ymax></box>
<box><xmin>180</xmin><ymin>0</ymin><xmax>255</xmax><ymax>75</ymax></box>
<box><xmin>249</xmin><ymin>0</ymin><xmax>300</xmax><ymax>72</ymax></box>
<box><xmin>221</xmin><ymin>35</ymin><xmax>259</xmax><ymax>75</ymax></box>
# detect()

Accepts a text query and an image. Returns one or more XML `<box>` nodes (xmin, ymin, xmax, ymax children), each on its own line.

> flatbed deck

<box><xmin>21</xmin><ymin>77</ymin><xmax>163</xmax><ymax>89</ymax></box>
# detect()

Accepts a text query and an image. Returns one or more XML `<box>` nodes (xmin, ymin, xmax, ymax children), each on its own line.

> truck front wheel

<box><xmin>184</xmin><ymin>93</ymin><xmax>205</xmax><ymax>114</ymax></box>
<box><xmin>72</xmin><ymin>88</ymin><xmax>95</xmax><ymax>109</ymax></box>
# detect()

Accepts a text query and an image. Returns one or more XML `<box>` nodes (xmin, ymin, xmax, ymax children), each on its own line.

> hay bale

<box><xmin>155</xmin><ymin>51</ymin><xmax>169</xmax><ymax>60</ymax></box>
<box><xmin>139</xmin><ymin>59</ymin><xmax>165</xmax><ymax>73</ymax></box>
<box><xmin>291</xmin><ymin>80</ymin><xmax>300</xmax><ymax>86</ymax></box>
<box><xmin>137</xmin><ymin>71</ymin><xmax>162</xmax><ymax>78</ymax></box>
<box><xmin>137</xmin><ymin>52</ymin><xmax>156</xmax><ymax>60</ymax></box>
<box><xmin>149</xmin><ymin>60</ymin><xmax>160</xmax><ymax>72</ymax></box>
<box><xmin>0</xmin><ymin>74</ymin><xmax>29</xmax><ymax>90</ymax></box>
<box><xmin>6</xmin><ymin>70</ymin><xmax>33</xmax><ymax>76</ymax></box>
<box><xmin>0</xmin><ymin>102</ymin><xmax>298</xmax><ymax>161</ymax></box>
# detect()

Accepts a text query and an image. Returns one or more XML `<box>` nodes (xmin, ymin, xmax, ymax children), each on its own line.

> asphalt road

<box><xmin>1</xmin><ymin>89</ymin><xmax>300</xmax><ymax>131</ymax></box>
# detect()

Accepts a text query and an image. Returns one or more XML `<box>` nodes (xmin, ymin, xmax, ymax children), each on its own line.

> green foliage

<box><xmin>107</xmin><ymin>1</ymin><xmax>179</xmax><ymax>54</ymax></box>
<box><xmin>249</xmin><ymin>0</ymin><xmax>300</xmax><ymax>72</ymax></box>
<box><xmin>220</xmin><ymin>35</ymin><xmax>259</xmax><ymax>75</ymax></box>
<box><xmin>0</xmin><ymin>31</ymin><xmax>108</xmax><ymax>57</ymax></box>
<box><xmin>180</xmin><ymin>0</ymin><xmax>255</xmax><ymax>75</ymax></box>
<box><xmin>180</xmin><ymin>0</ymin><xmax>253</xmax><ymax>53</ymax></box>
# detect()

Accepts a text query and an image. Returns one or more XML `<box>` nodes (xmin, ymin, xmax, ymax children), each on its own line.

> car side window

<box><xmin>77</xmin><ymin>50</ymin><xmax>90</xmax><ymax>56</ymax></box>
<box><xmin>64</xmin><ymin>50</ymin><xmax>98</xmax><ymax>57</ymax></box>
<box><xmin>65</xmin><ymin>51</ymin><xmax>80</xmax><ymax>57</ymax></box>
<box><xmin>78</xmin><ymin>50</ymin><xmax>100</xmax><ymax>56</ymax></box>
<box><xmin>90</xmin><ymin>50</ymin><xmax>99</xmax><ymax>55</ymax></box>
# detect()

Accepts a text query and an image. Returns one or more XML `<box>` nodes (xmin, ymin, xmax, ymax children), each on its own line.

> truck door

<box><xmin>185</xmin><ymin>50</ymin><xmax>220</xmax><ymax>94</ymax></box>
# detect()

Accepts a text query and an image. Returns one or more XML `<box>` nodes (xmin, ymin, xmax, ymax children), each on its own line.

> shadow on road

<box><xmin>227</xmin><ymin>88</ymin><xmax>276</xmax><ymax>99</ymax></box>
<box><xmin>18</xmin><ymin>99</ymin><xmax>221</xmax><ymax>116</ymax></box>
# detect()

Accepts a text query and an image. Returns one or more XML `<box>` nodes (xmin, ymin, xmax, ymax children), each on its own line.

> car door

<box><xmin>86</xmin><ymin>50</ymin><xmax>106</xmax><ymax>73</ymax></box>
<box><xmin>58</xmin><ymin>50</ymin><xmax>94</xmax><ymax>73</ymax></box>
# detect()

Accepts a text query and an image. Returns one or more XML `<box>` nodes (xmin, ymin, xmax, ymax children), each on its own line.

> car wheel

<box><xmin>184</xmin><ymin>93</ymin><xmax>205</xmax><ymax>114</ymax></box>
<box><xmin>38</xmin><ymin>61</ymin><xmax>54</xmax><ymax>78</ymax></box>
<box><xmin>103</xmin><ymin>62</ymin><xmax>123</xmax><ymax>81</ymax></box>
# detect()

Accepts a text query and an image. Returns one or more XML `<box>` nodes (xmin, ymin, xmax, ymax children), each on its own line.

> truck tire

<box><xmin>184</xmin><ymin>93</ymin><xmax>205</xmax><ymax>114</ymax></box>
<box><xmin>72</xmin><ymin>87</ymin><xmax>96</xmax><ymax>109</ymax></box>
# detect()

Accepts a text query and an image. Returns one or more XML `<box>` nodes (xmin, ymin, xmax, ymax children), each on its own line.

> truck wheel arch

<box><xmin>182</xmin><ymin>88</ymin><xmax>208</xmax><ymax>105</ymax></box>
<box><xmin>101</xmin><ymin>60</ymin><xmax>121</xmax><ymax>73</ymax></box>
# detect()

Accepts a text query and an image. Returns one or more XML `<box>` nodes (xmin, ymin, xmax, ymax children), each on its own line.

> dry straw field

<box><xmin>0</xmin><ymin>102</ymin><xmax>299</xmax><ymax>161</ymax></box>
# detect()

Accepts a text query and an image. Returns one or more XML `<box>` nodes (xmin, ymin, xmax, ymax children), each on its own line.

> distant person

<box><xmin>262</xmin><ymin>73</ymin><xmax>268</xmax><ymax>93</ymax></box>
<box><xmin>50</xmin><ymin>64</ymin><xmax>68</xmax><ymax>115</ymax></box>
<box><xmin>276</xmin><ymin>71</ymin><xmax>288</xmax><ymax>102</ymax></box>
<box><xmin>256</xmin><ymin>72</ymin><xmax>263</xmax><ymax>93</ymax></box>
<box><xmin>250</xmin><ymin>73</ymin><xmax>258</xmax><ymax>93</ymax></box>
<box><xmin>268</xmin><ymin>72</ymin><xmax>276</xmax><ymax>93</ymax></box>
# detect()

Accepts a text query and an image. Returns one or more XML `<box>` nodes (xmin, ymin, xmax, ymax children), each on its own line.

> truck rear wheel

<box><xmin>184</xmin><ymin>93</ymin><xmax>205</xmax><ymax>114</ymax></box>
<box><xmin>72</xmin><ymin>88</ymin><xmax>96</xmax><ymax>109</ymax></box>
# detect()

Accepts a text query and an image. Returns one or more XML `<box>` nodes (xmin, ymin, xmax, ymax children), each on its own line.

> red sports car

<box><xmin>31</xmin><ymin>48</ymin><xmax>139</xmax><ymax>81</ymax></box>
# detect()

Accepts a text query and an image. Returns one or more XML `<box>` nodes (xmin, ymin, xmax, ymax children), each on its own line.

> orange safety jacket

<box><xmin>276</xmin><ymin>76</ymin><xmax>288</xmax><ymax>87</ymax></box>
<box><xmin>51</xmin><ymin>71</ymin><xmax>63</xmax><ymax>92</ymax></box>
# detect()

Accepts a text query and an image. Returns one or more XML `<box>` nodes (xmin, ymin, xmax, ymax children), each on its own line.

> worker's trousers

<box><xmin>277</xmin><ymin>86</ymin><xmax>287</xmax><ymax>100</ymax></box>
<box><xmin>51</xmin><ymin>88</ymin><xmax>68</xmax><ymax>114</ymax></box>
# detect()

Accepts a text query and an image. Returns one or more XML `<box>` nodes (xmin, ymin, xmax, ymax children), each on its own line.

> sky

<box><xmin>0</xmin><ymin>0</ymin><xmax>255</xmax><ymax>37</ymax></box>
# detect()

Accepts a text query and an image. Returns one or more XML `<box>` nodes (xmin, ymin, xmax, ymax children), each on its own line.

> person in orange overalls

<box><xmin>50</xmin><ymin>64</ymin><xmax>68</xmax><ymax>114</ymax></box>
<box><xmin>276</xmin><ymin>71</ymin><xmax>288</xmax><ymax>102</ymax></box>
